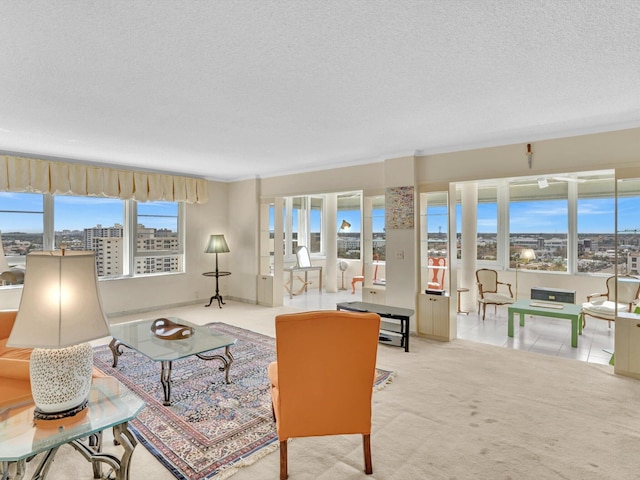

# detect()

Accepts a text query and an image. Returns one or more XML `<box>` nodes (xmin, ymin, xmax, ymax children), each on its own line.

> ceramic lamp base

<box><xmin>30</xmin><ymin>343</ymin><xmax>94</xmax><ymax>419</ymax></box>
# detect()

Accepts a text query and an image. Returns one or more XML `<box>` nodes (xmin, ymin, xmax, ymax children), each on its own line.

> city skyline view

<box><xmin>3</xmin><ymin>193</ymin><xmax>637</xmax><ymax>236</ymax></box>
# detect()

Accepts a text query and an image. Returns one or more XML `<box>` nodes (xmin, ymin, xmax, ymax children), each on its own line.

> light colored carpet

<box><xmin>21</xmin><ymin>301</ymin><xmax>640</xmax><ymax>479</ymax></box>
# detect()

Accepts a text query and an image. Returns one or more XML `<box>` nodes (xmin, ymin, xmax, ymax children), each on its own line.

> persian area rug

<box><xmin>93</xmin><ymin>322</ymin><xmax>394</xmax><ymax>480</ymax></box>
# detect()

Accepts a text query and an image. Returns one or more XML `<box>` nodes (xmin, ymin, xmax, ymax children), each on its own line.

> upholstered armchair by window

<box><xmin>268</xmin><ymin>310</ymin><xmax>381</xmax><ymax>480</ymax></box>
<box><xmin>582</xmin><ymin>275</ymin><xmax>640</xmax><ymax>328</ymax></box>
<box><xmin>476</xmin><ymin>268</ymin><xmax>514</xmax><ymax>320</ymax></box>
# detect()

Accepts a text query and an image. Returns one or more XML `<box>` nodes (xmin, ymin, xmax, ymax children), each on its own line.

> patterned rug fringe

<box><xmin>373</xmin><ymin>369</ymin><xmax>395</xmax><ymax>392</ymax></box>
<box><xmin>215</xmin><ymin>440</ymin><xmax>280</xmax><ymax>480</ymax></box>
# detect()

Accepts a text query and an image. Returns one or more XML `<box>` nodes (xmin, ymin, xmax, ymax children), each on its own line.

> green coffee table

<box><xmin>508</xmin><ymin>299</ymin><xmax>583</xmax><ymax>348</ymax></box>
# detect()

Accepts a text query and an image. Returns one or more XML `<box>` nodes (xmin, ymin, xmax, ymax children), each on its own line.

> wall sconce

<box><xmin>527</xmin><ymin>143</ymin><xmax>533</xmax><ymax>169</ymax></box>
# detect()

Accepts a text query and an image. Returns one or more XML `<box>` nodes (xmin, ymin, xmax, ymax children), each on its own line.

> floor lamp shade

<box><xmin>520</xmin><ymin>248</ymin><xmax>536</xmax><ymax>262</ymax></box>
<box><xmin>7</xmin><ymin>251</ymin><xmax>110</xmax><ymax>419</ymax></box>
<box><xmin>204</xmin><ymin>234</ymin><xmax>230</xmax><ymax>254</ymax></box>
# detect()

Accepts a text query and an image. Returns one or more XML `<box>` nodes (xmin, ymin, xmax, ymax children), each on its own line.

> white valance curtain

<box><xmin>0</xmin><ymin>155</ymin><xmax>208</xmax><ymax>204</ymax></box>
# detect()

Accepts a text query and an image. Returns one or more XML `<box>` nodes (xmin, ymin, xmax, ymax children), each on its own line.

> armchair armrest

<box><xmin>586</xmin><ymin>292</ymin><xmax>607</xmax><ymax>302</ymax></box>
<box><xmin>497</xmin><ymin>281</ymin><xmax>513</xmax><ymax>297</ymax></box>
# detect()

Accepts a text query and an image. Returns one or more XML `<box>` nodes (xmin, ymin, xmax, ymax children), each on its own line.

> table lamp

<box><xmin>7</xmin><ymin>250</ymin><xmax>110</xmax><ymax>420</ymax></box>
<box><xmin>515</xmin><ymin>248</ymin><xmax>536</xmax><ymax>300</ymax></box>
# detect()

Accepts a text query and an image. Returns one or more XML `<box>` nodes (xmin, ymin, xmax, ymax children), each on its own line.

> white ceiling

<box><xmin>1</xmin><ymin>1</ymin><xmax>639</xmax><ymax>182</ymax></box>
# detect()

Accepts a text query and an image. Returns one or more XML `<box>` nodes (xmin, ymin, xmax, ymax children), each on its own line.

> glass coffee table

<box><xmin>109</xmin><ymin>317</ymin><xmax>237</xmax><ymax>405</ymax></box>
<box><xmin>0</xmin><ymin>376</ymin><xmax>144</xmax><ymax>480</ymax></box>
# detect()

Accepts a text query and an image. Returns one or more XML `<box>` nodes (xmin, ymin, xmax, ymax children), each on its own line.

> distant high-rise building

<box><xmin>84</xmin><ymin>224</ymin><xmax>123</xmax><ymax>250</ymax></box>
<box><xmin>83</xmin><ymin>223</ymin><xmax>179</xmax><ymax>276</ymax></box>
<box><xmin>93</xmin><ymin>237</ymin><xmax>123</xmax><ymax>276</ymax></box>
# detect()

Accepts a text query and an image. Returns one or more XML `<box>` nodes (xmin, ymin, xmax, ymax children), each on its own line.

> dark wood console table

<box><xmin>336</xmin><ymin>301</ymin><xmax>414</xmax><ymax>352</ymax></box>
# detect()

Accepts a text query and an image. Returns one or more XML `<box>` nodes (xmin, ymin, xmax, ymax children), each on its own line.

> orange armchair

<box><xmin>0</xmin><ymin>310</ymin><xmax>34</xmax><ymax>407</ymax></box>
<box><xmin>268</xmin><ymin>310</ymin><xmax>381</xmax><ymax>480</ymax></box>
<box><xmin>0</xmin><ymin>309</ymin><xmax>109</xmax><ymax>407</ymax></box>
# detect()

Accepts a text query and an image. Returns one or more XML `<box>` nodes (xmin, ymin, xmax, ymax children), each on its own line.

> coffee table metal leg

<box><xmin>69</xmin><ymin>421</ymin><xmax>137</xmax><ymax>480</ymax></box>
<box><xmin>109</xmin><ymin>338</ymin><xmax>126</xmax><ymax>368</ymax></box>
<box><xmin>160</xmin><ymin>360</ymin><xmax>173</xmax><ymax>406</ymax></box>
<box><xmin>2</xmin><ymin>460</ymin><xmax>26</xmax><ymax>480</ymax></box>
<box><xmin>197</xmin><ymin>346</ymin><xmax>234</xmax><ymax>384</ymax></box>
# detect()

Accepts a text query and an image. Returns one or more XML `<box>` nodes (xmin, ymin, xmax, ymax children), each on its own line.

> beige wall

<box><xmin>226</xmin><ymin>178</ymin><xmax>260</xmax><ymax>303</ymax></box>
<box><xmin>417</xmin><ymin>127</ymin><xmax>640</xmax><ymax>186</ymax></box>
<box><xmin>260</xmin><ymin>161</ymin><xmax>386</xmax><ymax>197</ymax></box>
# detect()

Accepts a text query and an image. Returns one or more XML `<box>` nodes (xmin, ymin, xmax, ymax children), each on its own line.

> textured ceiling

<box><xmin>1</xmin><ymin>1</ymin><xmax>639</xmax><ymax>182</ymax></box>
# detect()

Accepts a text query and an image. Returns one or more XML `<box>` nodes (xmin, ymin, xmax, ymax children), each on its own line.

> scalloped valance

<box><xmin>0</xmin><ymin>155</ymin><xmax>208</xmax><ymax>204</ymax></box>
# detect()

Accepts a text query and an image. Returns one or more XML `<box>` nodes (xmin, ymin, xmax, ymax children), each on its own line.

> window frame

<box><xmin>0</xmin><ymin>192</ymin><xmax>185</xmax><ymax>284</ymax></box>
<box><xmin>469</xmin><ymin>170</ymin><xmax>615</xmax><ymax>276</ymax></box>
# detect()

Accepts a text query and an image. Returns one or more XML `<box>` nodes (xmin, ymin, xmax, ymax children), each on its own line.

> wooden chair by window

<box><xmin>582</xmin><ymin>275</ymin><xmax>640</xmax><ymax>328</ymax></box>
<box><xmin>476</xmin><ymin>268</ymin><xmax>514</xmax><ymax>320</ymax></box>
<box><xmin>351</xmin><ymin>254</ymin><xmax>379</xmax><ymax>294</ymax></box>
<box><xmin>268</xmin><ymin>310</ymin><xmax>381</xmax><ymax>479</ymax></box>
<box><xmin>427</xmin><ymin>257</ymin><xmax>446</xmax><ymax>290</ymax></box>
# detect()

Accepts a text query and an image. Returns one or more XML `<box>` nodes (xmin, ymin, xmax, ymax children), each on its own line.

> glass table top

<box><xmin>109</xmin><ymin>317</ymin><xmax>237</xmax><ymax>361</ymax></box>
<box><xmin>0</xmin><ymin>377</ymin><xmax>144</xmax><ymax>462</ymax></box>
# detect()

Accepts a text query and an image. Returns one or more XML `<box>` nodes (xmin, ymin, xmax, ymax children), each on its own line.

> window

<box><xmin>337</xmin><ymin>192</ymin><xmax>361</xmax><ymax>259</ymax></box>
<box><xmin>309</xmin><ymin>196</ymin><xmax>323</xmax><ymax>254</ymax></box>
<box><xmin>135</xmin><ymin>201</ymin><xmax>182</xmax><ymax>275</ymax></box>
<box><xmin>420</xmin><ymin>191</ymin><xmax>448</xmax><ymax>292</ymax></box>
<box><xmin>477</xmin><ymin>186</ymin><xmax>498</xmax><ymax>261</ymax></box>
<box><xmin>509</xmin><ymin>178</ymin><xmax>569</xmax><ymax>272</ymax></box>
<box><xmin>466</xmin><ymin>171</ymin><xmax>616</xmax><ymax>274</ymax></box>
<box><xmin>288</xmin><ymin>196</ymin><xmax>305</xmax><ymax>256</ymax></box>
<box><xmin>284</xmin><ymin>195</ymin><xmax>325</xmax><ymax>260</ymax></box>
<box><xmin>616</xmin><ymin>177</ymin><xmax>640</xmax><ymax>275</ymax></box>
<box><xmin>0</xmin><ymin>192</ymin><xmax>44</xmax><ymax>270</ymax></box>
<box><xmin>371</xmin><ymin>195</ymin><xmax>385</xmax><ymax>261</ymax></box>
<box><xmin>577</xmin><ymin>175</ymin><xmax>615</xmax><ymax>273</ymax></box>
<box><xmin>424</xmin><ymin>192</ymin><xmax>448</xmax><ymax>261</ymax></box>
<box><xmin>0</xmin><ymin>192</ymin><xmax>183</xmax><ymax>283</ymax></box>
<box><xmin>54</xmin><ymin>195</ymin><xmax>125</xmax><ymax>277</ymax></box>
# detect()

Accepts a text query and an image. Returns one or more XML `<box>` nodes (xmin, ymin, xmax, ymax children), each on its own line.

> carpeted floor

<box><xmin>92</xmin><ymin>321</ymin><xmax>393</xmax><ymax>480</ymax></box>
<box><xmin>18</xmin><ymin>301</ymin><xmax>640</xmax><ymax>479</ymax></box>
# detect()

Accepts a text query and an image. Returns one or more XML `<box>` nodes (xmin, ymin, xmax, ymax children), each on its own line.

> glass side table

<box><xmin>0</xmin><ymin>376</ymin><xmax>144</xmax><ymax>480</ymax></box>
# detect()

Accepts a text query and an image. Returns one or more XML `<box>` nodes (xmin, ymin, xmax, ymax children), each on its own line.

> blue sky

<box><xmin>0</xmin><ymin>193</ymin><xmax>178</xmax><ymax>232</ymax></box>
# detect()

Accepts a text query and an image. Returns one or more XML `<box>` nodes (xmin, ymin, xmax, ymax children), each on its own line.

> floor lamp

<box><xmin>204</xmin><ymin>234</ymin><xmax>230</xmax><ymax>308</ymax></box>
<box><xmin>515</xmin><ymin>248</ymin><xmax>536</xmax><ymax>300</ymax></box>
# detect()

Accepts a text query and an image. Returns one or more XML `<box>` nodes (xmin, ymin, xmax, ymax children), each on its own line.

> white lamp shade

<box><xmin>519</xmin><ymin>248</ymin><xmax>536</xmax><ymax>261</ymax></box>
<box><xmin>204</xmin><ymin>234</ymin><xmax>230</xmax><ymax>254</ymax></box>
<box><xmin>7</xmin><ymin>250</ymin><xmax>110</xmax><ymax>348</ymax></box>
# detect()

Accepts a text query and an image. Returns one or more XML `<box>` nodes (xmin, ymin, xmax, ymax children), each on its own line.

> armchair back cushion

<box><xmin>270</xmin><ymin>310</ymin><xmax>380</xmax><ymax>441</ymax></box>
